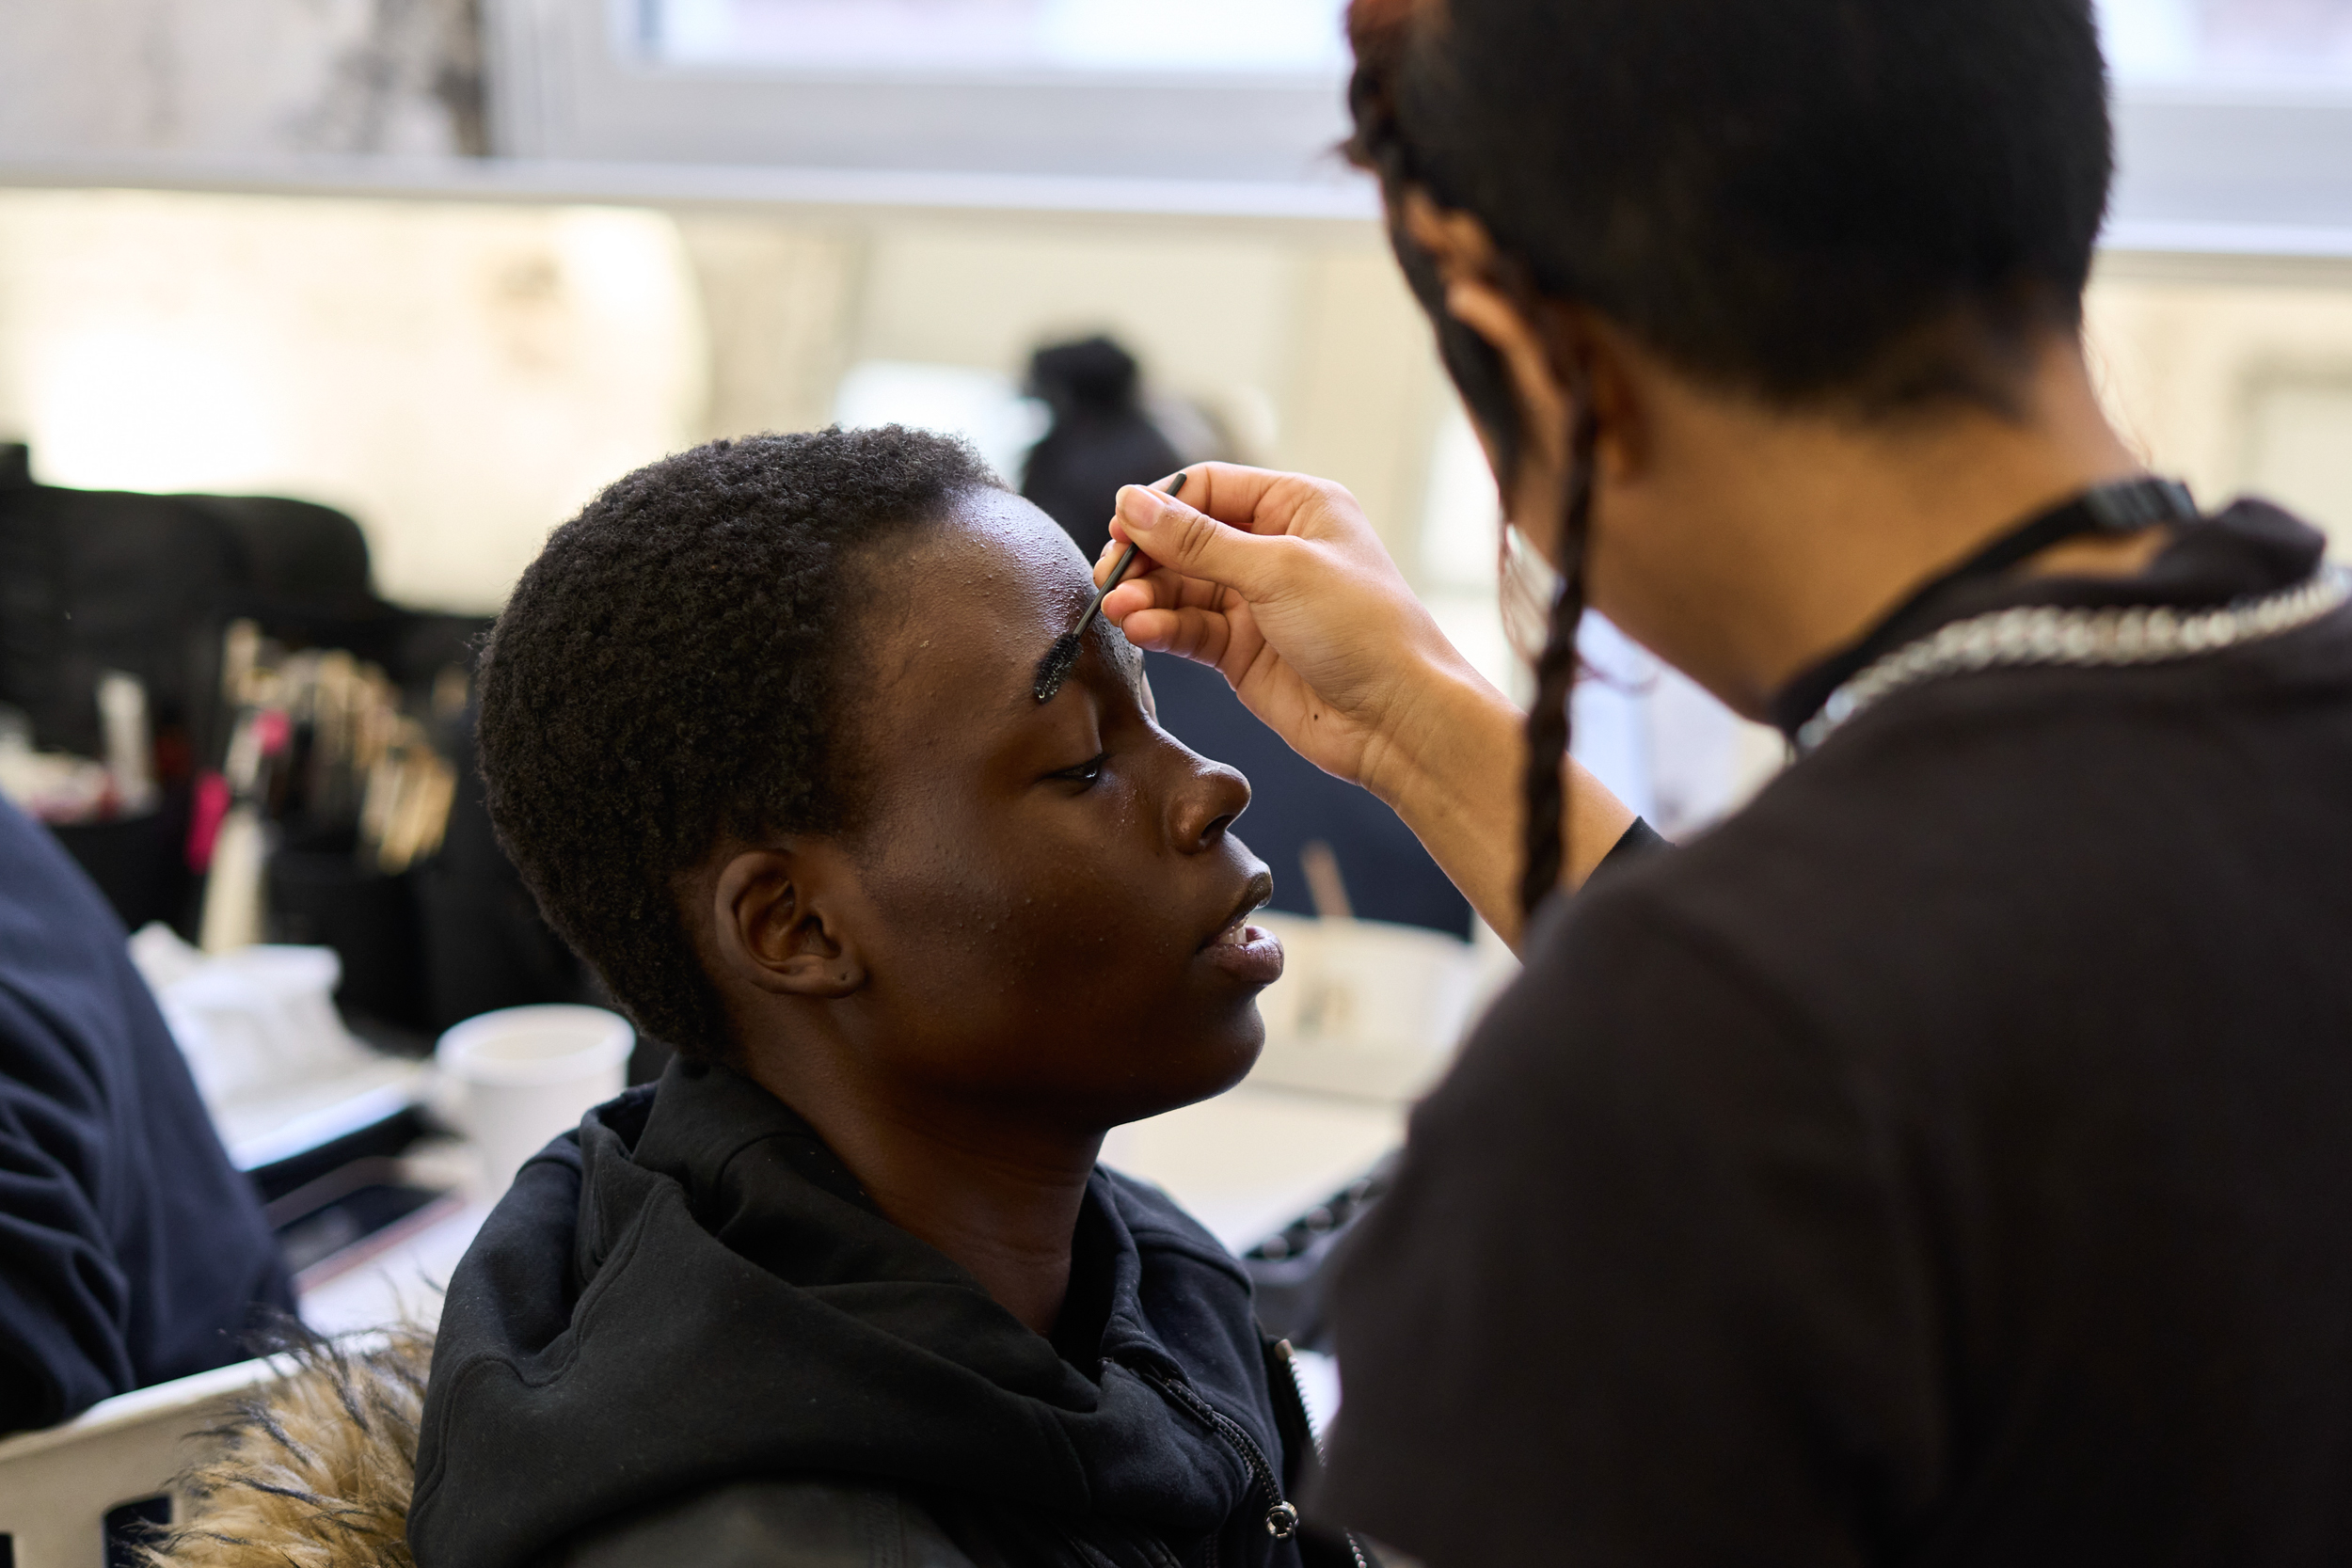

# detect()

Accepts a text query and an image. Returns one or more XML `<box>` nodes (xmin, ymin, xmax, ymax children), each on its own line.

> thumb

<box><xmin>1112</xmin><ymin>483</ymin><xmax>1284</xmax><ymax>600</ymax></box>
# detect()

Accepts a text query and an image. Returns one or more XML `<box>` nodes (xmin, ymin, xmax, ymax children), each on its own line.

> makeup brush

<box><xmin>1032</xmin><ymin>470</ymin><xmax>1187</xmax><ymax>703</ymax></box>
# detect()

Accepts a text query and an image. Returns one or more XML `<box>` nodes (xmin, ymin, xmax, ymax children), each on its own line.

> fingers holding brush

<box><xmin>1088</xmin><ymin>469</ymin><xmax>1189</xmax><ymax>597</ymax></box>
<box><xmin>1093</xmin><ymin>459</ymin><xmax>1627</xmax><ymax>947</ymax></box>
<box><xmin>1096</xmin><ymin>462</ymin><xmax>1502</xmax><ymax>796</ymax></box>
<box><xmin>1109</xmin><ymin>586</ymin><xmax>1254</xmax><ymax>671</ymax></box>
<box><xmin>1097</xmin><ymin>546</ymin><xmax>1263</xmax><ymax>683</ymax></box>
<box><xmin>1031</xmin><ymin>472</ymin><xmax>1191</xmax><ymax>704</ymax></box>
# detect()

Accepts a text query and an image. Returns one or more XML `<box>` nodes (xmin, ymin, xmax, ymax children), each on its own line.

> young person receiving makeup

<box><xmin>383</xmin><ymin>427</ymin><xmax>1392</xmax><ymax>1568</ymax></box>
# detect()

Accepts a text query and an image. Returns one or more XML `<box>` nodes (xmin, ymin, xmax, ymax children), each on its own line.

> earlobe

<box><xmin>712</xmin><ymin>848</ymin><xmax>866</xmax><ymax>1000</ymax></box>
<box><xmin>1586</xmin><ymin>341</ymin><xmax>1648</xmax><ymax>485</ymax></box>
<box><xmin>1446</xmin><ymin>280</ymin><xmax>1573</xmax><ymax>443</ymax></box>
<box><xmin>1400</xmin><ymin>189</ymin><xmax>1497</xmax><ymax>285</ymax></box>
<box><xmin>1399</xmin><ymin>185</ymin><xmax>1647</xmax><ymax>557</ymax></box>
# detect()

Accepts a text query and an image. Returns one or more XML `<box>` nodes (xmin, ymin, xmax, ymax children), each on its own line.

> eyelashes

<box><xmin>1052</xmin><ymin>752</ymin><xmax>1108</xmax><ymax>788</ymax></box>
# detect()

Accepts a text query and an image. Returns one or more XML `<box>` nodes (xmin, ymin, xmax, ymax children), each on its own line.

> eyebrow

<box><xmin>1003</xmin><ymin>618</ymin><xmax>1141</xmax><ymax>715</ymax></box>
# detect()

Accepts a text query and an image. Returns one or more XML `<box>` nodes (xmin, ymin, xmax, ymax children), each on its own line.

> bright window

<box><xmin>2101</xmin><ymin>0</ymin><xmax>2352</xmax><ymax>90</ymax></box>
<box><xmin>638</xmin><ymin>0</ymin><xmax>1351</xmax><ymax>76</ymax></box>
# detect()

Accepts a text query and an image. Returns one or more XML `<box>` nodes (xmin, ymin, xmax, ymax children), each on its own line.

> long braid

<box><xmin>1345</xmin><ymin>0</ymin><xmax>1600</xmax><ymax>918</ymax></box>
<box><xmin>1518</xmin><ymin>391</ymin><xmax>1597</xmax><ymax>918</ymax></box>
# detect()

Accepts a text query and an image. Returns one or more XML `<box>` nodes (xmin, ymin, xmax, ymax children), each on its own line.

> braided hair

<box><xmin>1345</xmin><ymin>0</ymin><xmax>1594</xmax><ymax>921</ymax></box>
<box><xmin>1515</xmin><ymin>395</ymin><xmax>1597</xmax><ymax>917</ymax></box>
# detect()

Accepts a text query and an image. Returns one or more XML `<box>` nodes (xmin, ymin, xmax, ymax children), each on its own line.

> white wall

<box><xmin>0</xmin><ymin>195</ymin><xmax>1446</xmax><ymax>611</ymax></box>
<box><xmin>679</xmin><ymin>214</ymin><xmax>865</xmax><ymax>442</ymax></box>
<box><xmin>838</xmin><ymin>219</ymin><xmax>1443</xmax><ymax>566</ymax></box>
<box><xmin>0</xmin><ymin>189</ymin><xmax>706</xmax><ymax>610</ymax></box>
<box><xmin>2088</xmin><ymin>265</ymin><xmax>2352</xmax><ymax>550</ymax></box>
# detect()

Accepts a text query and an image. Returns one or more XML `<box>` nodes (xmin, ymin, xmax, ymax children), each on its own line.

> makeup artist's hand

<box><xmin>1101</xmin><ymin>464</ymin><xmax>1632</xmax><ymax>946</ymax></box>
<box><xmin>1103</xmin><ymin>465</ymin><xmax>1488</xmax><ymax>791</ymax></box>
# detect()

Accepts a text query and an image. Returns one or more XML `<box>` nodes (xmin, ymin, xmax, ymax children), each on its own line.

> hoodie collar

<box><xmin>602</xmin><ymin>1057</ymin><xmax>1138</xmax><ymax>1405</ymax></box>
<box><xmin>411</xmin><ymin>1058</ymin><xmax>1278</xmax><ymax>1568</ymax></box>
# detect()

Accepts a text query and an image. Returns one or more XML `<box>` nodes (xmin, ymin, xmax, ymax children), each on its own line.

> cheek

<box><xmin>856</xmin><ymin>792</ymin><xmax>1243</xmax><ymax>1091</ymax></box>
<box><xmin>862</xmin><ymin>803</ymin><xmax>1147</xmax><ymax>1013</ymax></box>
<box><xmin>1583</xmin><ymin>519</ymin><xmax>1690</xmax><ymax>665</ymax></box>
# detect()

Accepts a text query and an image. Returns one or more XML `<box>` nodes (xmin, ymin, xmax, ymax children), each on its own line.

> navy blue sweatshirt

<box><xmin>0</xmin><ymin>799</ymin><xmax>294</xmax><ymax>1431</ymax></box>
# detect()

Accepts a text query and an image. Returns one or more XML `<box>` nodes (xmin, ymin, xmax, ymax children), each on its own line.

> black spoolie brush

<box><xmin>1032</xmin><ymin>470</ymin><xmax>1186</xmax><ymax>703</ymax></box>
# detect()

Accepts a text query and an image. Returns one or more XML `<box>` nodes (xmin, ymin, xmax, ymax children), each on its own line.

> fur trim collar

<box><xmin>146</xmin><ymin>1329</ymin><xmax>433</xmax><ymax>1568</ymax></box>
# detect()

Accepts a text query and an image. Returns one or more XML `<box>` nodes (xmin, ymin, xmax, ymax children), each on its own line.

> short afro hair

<box><xmin>475</xmin><ymin>426</ymin><xmax>1003</xmax><ymax>1059</ymax></box>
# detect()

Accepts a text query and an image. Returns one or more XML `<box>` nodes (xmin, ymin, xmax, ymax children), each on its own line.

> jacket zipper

<box><xmin>1264</xmin><ymin>1340</ymin><xmax>1371</xmax><ymax>1568</ymax></box>
<box><xmin>1133</xmin><ymin>1362</ymin><xmax>1300</xmax><ymax>1544</ymax></box>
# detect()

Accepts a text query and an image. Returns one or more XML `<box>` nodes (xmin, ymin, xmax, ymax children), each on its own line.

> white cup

<box><xmin>435</xmin><ymin>1005</ymin><xmax>633</xmax><ymax>1197</ymax></box>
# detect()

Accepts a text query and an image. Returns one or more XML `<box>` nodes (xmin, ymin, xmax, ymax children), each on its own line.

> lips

<box><xmin>1201</xmin><ymin>870</ymin><xmax>1274</xmax><ymax>950</ymax></box>
<box><xmin>1200</xmin><ymin>869</ymin><xmax>1283</xmax><ymax>987</ymax></box>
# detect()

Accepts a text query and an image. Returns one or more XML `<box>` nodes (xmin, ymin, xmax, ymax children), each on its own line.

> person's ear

<box><xmin>1403</xmin><ymin>191</ymin><xmax>1570</xmax><ymax>526</ymax></box>
<box><xmin>1401</xmin><ymin>190</ymin><xmax>1650</xmax><ymax>565</ymax></box>
<box><xmin>707</xmin><ymin>847</ymin><xmax>866</xmax><ymax>1000</ymax></box>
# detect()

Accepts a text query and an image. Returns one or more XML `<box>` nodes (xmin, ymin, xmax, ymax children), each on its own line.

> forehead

<box><xmin>860</xmin><ymin>486</ymin><xmax>1128</xmax><ymax>720</ymax></box>
<box><xmin>904</xmin><ymin>486</ymin><xmax>1090</xmax><ymax>627</ymax></box>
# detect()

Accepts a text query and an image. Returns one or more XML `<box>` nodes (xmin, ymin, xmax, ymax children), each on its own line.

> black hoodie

<box><xmin>409</xmin><ymin>1058</ymin><xmax>1331</xmax><ymax>1568</ymax></box>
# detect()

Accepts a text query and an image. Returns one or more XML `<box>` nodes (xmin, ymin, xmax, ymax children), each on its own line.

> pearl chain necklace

<box><xmin>1795</xmin><ymin>565</ymin><xmax>2352</xmax><ymax>754</ymax></box>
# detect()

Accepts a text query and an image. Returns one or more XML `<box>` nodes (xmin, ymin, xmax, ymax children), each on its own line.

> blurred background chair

<box><xmin>0</xmin><ymin>1351</ymin><xmax>288</xmax><ymax>1568</ymax></box>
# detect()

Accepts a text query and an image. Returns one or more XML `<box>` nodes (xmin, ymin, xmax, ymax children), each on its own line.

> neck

<box><xmin>740</xmin><ymin>1052</ymin><xmax>1100</xmax><ymax>1337</ymax></box>
<box><xmin>1600</xmin><ymin>333</ymin><xmax>2151</xmax><ymax>720</ymax></box>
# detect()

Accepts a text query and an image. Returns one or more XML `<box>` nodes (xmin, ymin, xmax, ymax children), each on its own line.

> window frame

<box><xmin>482</xmin><ymin>0</ymin><xmax>2352</xmax><ymax>253</ymax></box>
<box><xmin>485</xmin><ymin>0</ymin><xmax>1359</xmax><ymax>184</ymax></box>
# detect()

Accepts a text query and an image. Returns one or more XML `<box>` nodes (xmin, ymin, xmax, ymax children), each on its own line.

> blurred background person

<box><xmin>1021</xmin><ymin>335</ymin><xmax>1184</xmax><ymax>564</ymax></box>
<box><xmin>0</xmin><ymin>793</ymin><xmax>294</xmax><ymax>1433</ymax></box>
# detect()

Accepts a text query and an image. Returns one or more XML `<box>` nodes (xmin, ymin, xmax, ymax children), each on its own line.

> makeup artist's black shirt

<box><xmin>1316</xmin><ymin>500</ymin><xmax>2352</xmax><ymax>1566</ymax></box>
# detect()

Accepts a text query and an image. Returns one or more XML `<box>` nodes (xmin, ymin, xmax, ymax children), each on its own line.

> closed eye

<box><xmin>1050</xmin><ymin>752</ymin><xmax>1108</xmax><ymax>788</ymax></box>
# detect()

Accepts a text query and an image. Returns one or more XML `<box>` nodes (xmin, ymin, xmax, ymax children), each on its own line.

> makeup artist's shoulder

<box><xmin>560</xmin><ymin>1477</ymin><xmax>977</xmax><ymax>1568</ymax></box>
<box><xmin>1537</xmin><ymin>736</ymin><xmax>1990</xmax><ymax>979</ymax></box>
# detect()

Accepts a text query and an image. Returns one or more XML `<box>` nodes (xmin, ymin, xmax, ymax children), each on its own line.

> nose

<box><xmin>1165</xmin><ymin>742</ymin><xmax>1251</xmax><ymax>855</ymax></box>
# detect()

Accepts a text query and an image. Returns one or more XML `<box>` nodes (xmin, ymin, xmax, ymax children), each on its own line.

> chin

<box><xmin>1011</xmin><ymin>990</ymin><xmax>1269</xmax><ymax>1131</ymax></box>
<box><xmin>1119</xmin><ymin>1008</ymin><xmax>1264</xmax><ymax>1123</ymax></box>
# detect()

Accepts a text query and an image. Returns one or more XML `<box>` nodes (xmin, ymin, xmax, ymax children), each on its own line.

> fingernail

<box><xmin>1119</xmin><ymin>483</ymin><xmax>1168</xmax><ymax>525</ymax></box>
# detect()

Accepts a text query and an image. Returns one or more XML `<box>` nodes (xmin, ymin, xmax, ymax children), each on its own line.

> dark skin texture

<box><xmin>678</xmin><ymin>487</ymin><xmax>1282</xmax><ymax>1337</ymax></box>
